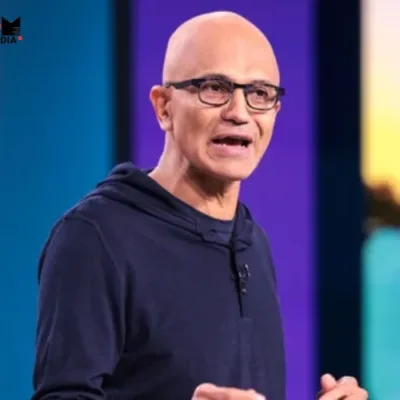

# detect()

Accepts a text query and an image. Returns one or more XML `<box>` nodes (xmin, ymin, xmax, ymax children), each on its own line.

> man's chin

<box><xmin>207</xmin><ymin>162</ymin><xmax>255</xmax><ymax>183</ymax></box>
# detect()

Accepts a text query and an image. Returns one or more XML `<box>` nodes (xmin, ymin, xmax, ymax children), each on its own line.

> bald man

<box><xmin>32</xmin><ymin>12</ymin><xmax>368</xmax><ymax>400</ymax></box>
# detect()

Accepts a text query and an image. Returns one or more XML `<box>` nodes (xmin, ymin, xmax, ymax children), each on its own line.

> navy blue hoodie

<box><xmin>32</xmin><ymin>163</ymin><xmax>286</xmax><ymax>400</ymax></box>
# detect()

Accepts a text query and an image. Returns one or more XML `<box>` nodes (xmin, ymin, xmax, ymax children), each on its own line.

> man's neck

<box><xmin>149</xmin><ymin>164</ymin><xmax>240</xmax><ymax>221</ymax></box>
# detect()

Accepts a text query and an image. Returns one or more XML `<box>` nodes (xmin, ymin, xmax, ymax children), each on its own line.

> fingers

<box><xmin>320</xmin><ymin>374</ymin><xmax>337</xmax><ymax>391</ymax></box>
<box><xmin>193</xmin><ymin>383</ymin><xmax>266</xmax><ymax>400</ymax></box>
<box><xmin>318</xmin><ymin>378</ymin><xmax>368</xmax><ymax>400</ymax></box>
<box><xmin>337</xmin><ymin>376</ymin><xmax>358</xmax><ymax>386</ymax></box>
<box><xmin>345</xmin><ymin>389</ymin><xmax>369</xmax><ymax>399</ymax></box>
<box><xmin>318</xmin><ymin>374</ymin><xmax>368</xmax><ymax>400</ymax></box>
<box><xmin>318</xmin><ymin>385</ymin><xmax>352</xmax><ymax>400</ymax></box>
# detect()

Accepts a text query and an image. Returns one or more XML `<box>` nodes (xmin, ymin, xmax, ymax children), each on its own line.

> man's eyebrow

<box><xmin>251</xmin><ymin>79</ymin><xmax>274</xmax><ymax>86</ymax></box>
<box><xmin>198</xmin><ymin>74</ymin><xmax>275</xmax><ymax>86</ymax></box>
<box><xmin>199</xmin><ymin>73</ymin><xmax>231</xmax><ymax>80</ymax></box>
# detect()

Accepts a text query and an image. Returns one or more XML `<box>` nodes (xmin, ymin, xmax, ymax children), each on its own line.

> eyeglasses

<box><xmin>164</xmin><ymin>76</ymin><xmax>285</xmax><ymax>111</ymax></box>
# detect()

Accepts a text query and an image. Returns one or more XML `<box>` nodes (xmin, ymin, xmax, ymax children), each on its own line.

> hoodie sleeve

<box><xmin>32</xmin><ymin>216</ymin><xmax>126</xmax><ymax>400</ymax></box>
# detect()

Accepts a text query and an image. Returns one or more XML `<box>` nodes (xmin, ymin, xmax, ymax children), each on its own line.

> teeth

<box><xmin>213</xmin><ymin>137</ymin><xmax>250</xmax><ymax>146</ymax></box>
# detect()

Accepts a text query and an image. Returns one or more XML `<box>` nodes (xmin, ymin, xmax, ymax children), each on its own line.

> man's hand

<box><xmin>192</xmin><ymin>383</ymin><xmax>266</xmax><ymax>400</ymax></box>
<box><xmin>318</xmin><ymin>374</ymin><xmax>368</xmax><ymax>399</ymax></box>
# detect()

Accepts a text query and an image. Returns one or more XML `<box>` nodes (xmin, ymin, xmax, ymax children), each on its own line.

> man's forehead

<box><xmin>183</xmin><ymin>48</ymin><xmax>279</xmax><ymax>84</ymax></box>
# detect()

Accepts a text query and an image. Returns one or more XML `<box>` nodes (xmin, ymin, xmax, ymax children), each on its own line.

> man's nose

<box><xmin>221</xmin><ymin>89</ymin><xmax>250</xmax><ymax>124</ymax></box>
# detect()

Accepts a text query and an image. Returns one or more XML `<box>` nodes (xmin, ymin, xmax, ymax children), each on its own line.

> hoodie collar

<box><xmin>94</xmin><ymin>162</ymin><xmax>253</xmax><ymax>249</ymax></box>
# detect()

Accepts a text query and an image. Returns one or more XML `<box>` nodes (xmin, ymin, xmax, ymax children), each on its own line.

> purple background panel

<box><xmin>132</xmin><ymin>2</ymin><xmax>315</xmax><ymax>400</ymax></box>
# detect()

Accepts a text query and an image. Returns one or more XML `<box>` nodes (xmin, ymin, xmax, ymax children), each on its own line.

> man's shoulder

<box><xmin>41</xmin><ymin>194</ymin><xmax>126</xmax><ymax>257</ymax></box>
<box><xmin>38</xmin><ymin>195</ymin><xmax>130</xmax><ymax>281</ymax></box>
<box><xmin>55</xmin><ymin>190</ymin><xmax>137</xmax><ymax>234</ymax></box>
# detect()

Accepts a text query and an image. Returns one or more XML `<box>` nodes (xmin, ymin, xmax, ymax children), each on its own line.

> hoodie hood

<box><xmin>89</xmin><ymin>162</ymin><xmax>254</xmax><ymax>250</ymax></box>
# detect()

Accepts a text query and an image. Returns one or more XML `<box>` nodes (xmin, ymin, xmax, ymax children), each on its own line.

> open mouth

<box><xmin>211</xmin><ymin>136</ymin><xmax>252</xmax><ymax>148</ymax></box>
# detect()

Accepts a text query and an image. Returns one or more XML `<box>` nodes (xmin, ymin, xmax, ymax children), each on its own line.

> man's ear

<box><xmin>149</xmin><ymin>85</ymin><xmax>173</xmax><ymax>131</ymax></box>
<box><xmin>274</xmin><ymin>100</ymin><xmax>281</xmax><ymax>114</ymax></box>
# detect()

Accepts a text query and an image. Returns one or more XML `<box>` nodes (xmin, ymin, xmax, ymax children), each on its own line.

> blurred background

<box><xmin>0</xmin><ymin>0</ymin><xmax>398</xmax><ymax>399</ymax></box>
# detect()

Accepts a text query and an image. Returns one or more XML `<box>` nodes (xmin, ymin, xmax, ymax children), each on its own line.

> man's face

<box><xmin>154</xmin><ymin>24</ymin><xmax>282</xmax><ymax>182</ymax></box>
